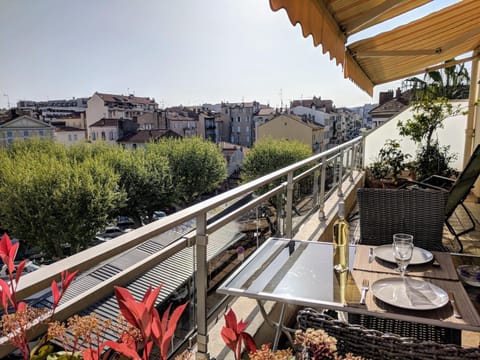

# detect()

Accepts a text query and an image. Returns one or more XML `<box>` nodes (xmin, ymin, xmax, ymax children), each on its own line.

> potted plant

<box><xmin>366</xmin><ymin>139</ymin><xmax>411</xmax><ymax>188</ymax></box>
<box><xmin>0</xmin><ymin>233</ymin><xmax>188</xmax><ymax>360</ymax></box>
<box><xmin>397</xmin><ymin>98</ymin><xmax>460</xmax><ymax>181</ymax></box>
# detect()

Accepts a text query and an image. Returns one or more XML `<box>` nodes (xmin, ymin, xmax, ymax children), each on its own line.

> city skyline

<box><xmin>0</xmin><ymin>0</ymin><xmax>461</xmax><ymax>109</ymax></box>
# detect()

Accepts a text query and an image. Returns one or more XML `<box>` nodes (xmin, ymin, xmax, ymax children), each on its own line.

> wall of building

<box><xmin>257</xmin><ymin>116</ymin><xmax>312</xmax><ymax>148</ymax></box>
<box><xmin>364</xmin><ymin>100</ymin><xmax>468</xmax><ymax>170</ymax></box>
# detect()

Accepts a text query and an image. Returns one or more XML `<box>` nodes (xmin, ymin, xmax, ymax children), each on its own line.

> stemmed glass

<box><xmin>393</xmin><ymin>233</ymin><xmax>414</xmax><ymax>277</ymax></box>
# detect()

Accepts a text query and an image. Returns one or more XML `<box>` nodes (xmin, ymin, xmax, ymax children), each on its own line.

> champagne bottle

<box><xmin>333</xmin><ymin>201</ymin><xmax>349</xmax><ymax>272</ymax></box>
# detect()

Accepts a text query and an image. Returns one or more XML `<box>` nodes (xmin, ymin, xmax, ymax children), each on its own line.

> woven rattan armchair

<box><xmin>297</xmin><ymin>308</ymin><xmax>480</xmax><ymax>360</ymax></box>
<box><xmin>357</xmin><ymin>188</ymin><xmax>448</xmax><ymax>252</ymax></box>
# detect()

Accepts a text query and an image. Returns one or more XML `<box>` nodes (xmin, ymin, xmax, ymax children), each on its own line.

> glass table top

<box><xmin>217</xmin><ymin>237</ymin><xmax>359</xmax><ymax>307</ymax></box>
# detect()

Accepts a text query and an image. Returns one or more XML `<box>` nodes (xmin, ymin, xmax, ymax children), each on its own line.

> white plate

<box><xmin>371</xmin><ymin>277</ymin><xmax>449</xmax><ymax>310</ymax></box>
<box><xmin>374</xmin><ymin>244</ymin><xmax>433</xmax><ymax>265</ymax></box>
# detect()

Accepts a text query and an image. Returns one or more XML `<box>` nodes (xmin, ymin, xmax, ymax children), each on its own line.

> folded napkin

<box><xmin>403</xmin><ymin>278</ymin><xmax>442</xmax><ymax>307</ymax></box>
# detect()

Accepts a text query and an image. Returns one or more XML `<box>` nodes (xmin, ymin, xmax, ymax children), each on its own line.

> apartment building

<box><xmin>369</xmin><ymin>88</ymin><xmax>409</xmax><ymax>129</ymax></box>
<box><xmin>0</xmin><ymin>115</ymin><xmax>55</xmax><ymax>147</ymax></box>
<box><xmin>17</xmin><ymin>98</ymin><xmax>89</xmax><ymax>123</ymax></box>
<box><xmin>257</xmin><ymin>114</ymin><xmax>326</xmax><ymax>153</ymax></box>
<box><xmin>165</xmin><ymin>107</ymin><xmax>199</xmax><ymax>138</ymax></box>
<box><xmin>221</xmin><ymin>101</ymin><xmax>260</xmax><ymax>147</ymax></box>
<box><xmin>55</xmin><ymin>126</ymin><xmax>86</xmax><ymax>146</ymax></box>
<box><xmin>89</xmin><ymin>118</ymin><xmax>138</xmax><ymax>144</ymax></box>
<box><xmin>86</xmin><ymin>93</ymin><xmax>158</xmax><ymax>139</ymax></box>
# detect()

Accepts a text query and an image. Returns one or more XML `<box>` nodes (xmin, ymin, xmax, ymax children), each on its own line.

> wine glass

<box><xmin>393</xmin><ymin>233</ymin><xmax>414</xmax><ymax>277</ymax></box>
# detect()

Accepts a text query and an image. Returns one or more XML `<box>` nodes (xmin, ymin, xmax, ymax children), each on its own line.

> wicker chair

<box><xmin>297</xmin><ymin>308</ymin><xmax>480</xmax><ymax>360</ymax></box>
<box><xmin>357</xmin><ymin>188</ymin><xmax>448</xmax><ymax>252</ymax></box>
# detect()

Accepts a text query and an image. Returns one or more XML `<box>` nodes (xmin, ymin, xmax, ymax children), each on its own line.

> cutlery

<box><xmin>368</xmin><ymin>247</ymin><xmax>374</xmax><ymax>263</ymax></box>
<box><xmin>360</xmin><ymin>279</ymin><xmax>369</xmax><ymax>304</ymax></box>
<box><xmin>448</xmin><ymin>292</ymin><xmax>462</xmax><ymax>318</ymax></box>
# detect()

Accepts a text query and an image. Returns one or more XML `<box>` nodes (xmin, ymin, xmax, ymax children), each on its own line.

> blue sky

<box><xmin>0</xmin><ymin>0</ymin><xmax>460</xmax><ymax>109</ymax></box>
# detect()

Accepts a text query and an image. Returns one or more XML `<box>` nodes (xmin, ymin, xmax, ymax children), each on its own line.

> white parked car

<box><xmin>95</xmin><ymin>226</ymin><xmax>126</xmax><ymax>242</ymax></box>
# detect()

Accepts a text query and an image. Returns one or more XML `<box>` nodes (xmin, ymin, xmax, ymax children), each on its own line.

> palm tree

<box><xmin>403</xmin><ymin>59</ymin><xmax>470</xmax><ymax>101</ymax></box>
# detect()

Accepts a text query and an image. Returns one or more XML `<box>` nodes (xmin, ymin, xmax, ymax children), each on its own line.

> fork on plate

<box><xmin>360</xmin><ymin>279</ymin><xmax>369</xmax><ymax>304</ymax></box>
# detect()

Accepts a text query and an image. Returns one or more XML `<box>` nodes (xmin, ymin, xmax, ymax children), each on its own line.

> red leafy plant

<box><xmin>0</xmin><ymin>233</ymin><xmax>189</xmax><ymax>360</ymax></box>
<box><xmin>0</xmin><ymin>233</ymin><xmax>77</xmax><ymax>359</ymax></box>
<box><xmin>221</xmin><ymin>308</ymin><xmax>257</xmax><ymax>360</ymax></box>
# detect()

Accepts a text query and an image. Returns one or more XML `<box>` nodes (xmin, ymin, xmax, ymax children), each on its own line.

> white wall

<box><xmin>364</xmin><ymin>100</ymin><xmax>468</xmax><ymax>171</ymax></box>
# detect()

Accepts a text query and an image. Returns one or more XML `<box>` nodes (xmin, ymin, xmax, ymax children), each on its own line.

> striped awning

<box><xmin>270</xmin><ymin>0</ymin><xmax>480</xmax><ymax>95</ymax></box>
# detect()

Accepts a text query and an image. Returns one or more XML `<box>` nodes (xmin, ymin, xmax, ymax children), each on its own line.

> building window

<box><xmin>132</xmin><ymin>144</ymin><xmax>137</xmax><ymax>150</ymax></box>
<box><xmin>24</xmin><ymin>130</ymin><xmax>29</xmax><ymax>137</ymax></box>
<box><xmin>74</xmin><ymin>134</ymin><xmax>78</xmax><ymax>141</ymax></box>
<box><xmin>237</xmin><ymin>116</ymin><xmax>240</xmax><ymax>122</ymax></box>
<box><xmin>109</xmin><ymin>131</ymin><xmax>114</xmax><ymax>140</ymax></box>
<box><xmin>68</xmin><ymin>134</ymin><xmax>72</xmax><ymax>141</ymax></box>
<box><xmin>39</xmin><ymin>130</ymin><xmax>44</xmax><ymax>137</ymax></box>
<box><xmin>237</xmin><ymin>126</ymin><xmax>240</xmax><ymax>133</ymax></box>
<box><xmin>6</xmin><ymin>131</ymin><xmax>12</xmax><ymax>138</ymax></box>
<box><xmin>92</xmin><ymin>132</ymin><xmax>96</xmax><ymax>141</ymax></box>
<box><xmin>101</xmin><ymin>131</ymin><xmax>106</xmax><ymax>140</ymax></box>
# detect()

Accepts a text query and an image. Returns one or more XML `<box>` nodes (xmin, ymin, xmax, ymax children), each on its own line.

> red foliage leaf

<box><xmin>17</xmin><ymin>301</ymin><xmax>27</xmax><ymax>312</ymax></box>
<box><xmin>237</xmin><ymin>319</ymin><xmax>248</xmax><ymax>334</ymax></box>
<box><xmin>142</xmin><ymin>285</ymin><xmax>161</xmax><ymax>311</ymax></box>
<box><xmin>102</xmin><ymin>340</ymin><xmax>142</xmax><ymax>360</ymax></box>
<box><xmin>14</xmin><ymin>259</ymin><xmax>27</xmax><ymax>285</ymax></box>
<box><xmin>115</xmin><ymin>286</ymin><xmax>136</xmax><ymax>304</ymax></box>
<box><xmin>51</xmin><ymin>280</ymin><xmax>60</xmax><ymax>308</ymax></box>
<box><xmin>82</xmin><ymin>349</ymin><xmax>99</xmax><ymax>360</ymax></box>
<box><xmin>0</xmin><ymin>233</ymin><xmax>12</xmax><ymax>257</ymax></box>
<box><xmin>0</xmin><ymin>278</ymin><xmax>12</xmax><ymax>311</ymax></box>
<box><xmin>115</xmin><ymin>287</ymin><xmax>141</xmax><ymax>328</ymax></box>
<box><xmin>7</xmin><ymin>242</ymin><xmax>19</xmax><ymax>273</ymax></box>
<box><xmin>62</xmin><ymin>270</ymin><xmax>78</xmax><ymax>291</ymax></box>
<box><xmin>143</xmin><ymin>341</ymin><xmax>154</xmax><ymax>360</ymax></box>
<box><xmin>160</xmin><ymin>301</ymin><xmax>188</xmax><ymax>359</ymax></box>
<box><xmin>221</xmin><ymin>327</ymin><xmax>237</xmax><ymax>352</ymax></box>
<box><xmin>160</xmin><ymin>303</ymin><xmax>171</xmax><ymax>335</ymax></box>
<box><xmin>224</xmin><ymin>309</ymin><xmax>238</xmax><ymax>333</ymax></box>
<box><xmin>241</xmin><ymin>332</ymin><xmax>257</xmax><ymax>353</ymax></box>
<box><xmin>150</xmin><ymin>308</ymin><xmax>162</xmax><ymax>344</ymax></box>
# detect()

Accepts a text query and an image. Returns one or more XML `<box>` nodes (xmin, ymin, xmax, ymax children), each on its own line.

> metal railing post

<box><xmin>318</xmin><ymin>155</ymin><xmax>327</xmax><ymax>220</ymax></box>
<box><xmin>285</xmin><ymin>172</ymin><xmax>294</xmax><ymax>238</ymax></box>
<box><xmin>350</xmin><ymin>145</ymin><xmax>356</xmax><ymax>181</ymax></box>
<box><xmin>195</xmin><ymin>213</ymin><xmax>209</xmax><ymax>360</ymax></box>
<box><xmin>313</xmin><ymin>168</ymin><xmax>319</xmax><ymax>208</ymax></box>
<box><xmin>337</xmin><ymin>150</ymin><xmax>344</xmax><ymax>198</ymax></box>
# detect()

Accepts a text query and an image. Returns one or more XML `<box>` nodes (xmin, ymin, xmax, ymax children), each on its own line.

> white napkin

<box><xmin>403</xmin><ymin>278</ymin><xmax>441</xmax><ymax>307</ymax></box>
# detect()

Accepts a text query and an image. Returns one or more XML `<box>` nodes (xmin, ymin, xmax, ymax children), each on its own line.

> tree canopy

<box><xmin>404</xmin><ymin>59</ymin><xmax>470</xmax><ymax>101</ymax></box>
<box><xmin>0</xmin><ymin>137</ymin><xmax>228</xmax><ymax>258</ymax></box>
<box><xmin>0</xmin><ymin>140</ymin><xmax>124</xmax><ymax>258</ymax></box>
<box><xmin>241</xmin><ymin>138</ymin><xmax>312</xmax><ymax>183</ymax></box>
<box><xmin>149</xmin><ymin>137</ymin><xmax>227</xmax><ymax>204</ymax></box>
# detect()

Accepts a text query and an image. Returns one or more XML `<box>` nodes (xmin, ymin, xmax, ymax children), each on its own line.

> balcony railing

<box><xmin>1</xmin><ymin>136</ymin><xmax>364</xmax><ymax>358</ymax></box>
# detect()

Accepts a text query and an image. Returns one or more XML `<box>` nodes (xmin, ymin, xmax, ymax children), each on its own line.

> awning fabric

<box><xmin>270</xmin><ymin>0</ymin><xmax>480</xmax><ymax>96</ymax></box>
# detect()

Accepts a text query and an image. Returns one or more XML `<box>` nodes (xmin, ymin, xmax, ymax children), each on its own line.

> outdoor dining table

<box><xmin>217</xmin><ymin>237</ymin><xmax>480</xmax><ymax>349</ymax></box>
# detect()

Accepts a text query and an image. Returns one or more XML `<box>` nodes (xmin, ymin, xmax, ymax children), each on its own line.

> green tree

<box><xmin>105</xmin><ymin>146</ymin><xmax>173</xmax><ymax>223</ymax></box>
<box><xmin>0</xmin><ymin>140</ymin><xmax>125</xmax><ymax>258</ymax></box>
<box><xmin>241</xmin><ymin>138</ymin><xmax>312</xmax><ymax>183</ymax></box>
<box><xmin>404</xmin><ymin>59</ymin><xmax>470</xmax><ymax>101</ymax></box>
<box><xmin>150</xmin><ymin>137</ymin><xmax>227</xmax><ymax>204</ymax></box>
<box><xmin>398</xmin><ymin>98</ymin><xmax>460</xmax><ymax>180</ymax></box>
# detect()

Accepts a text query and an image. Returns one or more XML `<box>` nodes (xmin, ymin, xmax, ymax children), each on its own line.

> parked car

<box><xmin>115</xmin><ymin>216</ymin><xmax>136</xmax><ymax>230</ymax></box>
<box><xmin>95</xmin><ymin>226</ymin><xmax>126</xmax><ymax>242</ymax></box>
<box><xmin>152</xmin><ymin>211</ymin><xmax>167</xmax><ymax>220</ymax></box>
